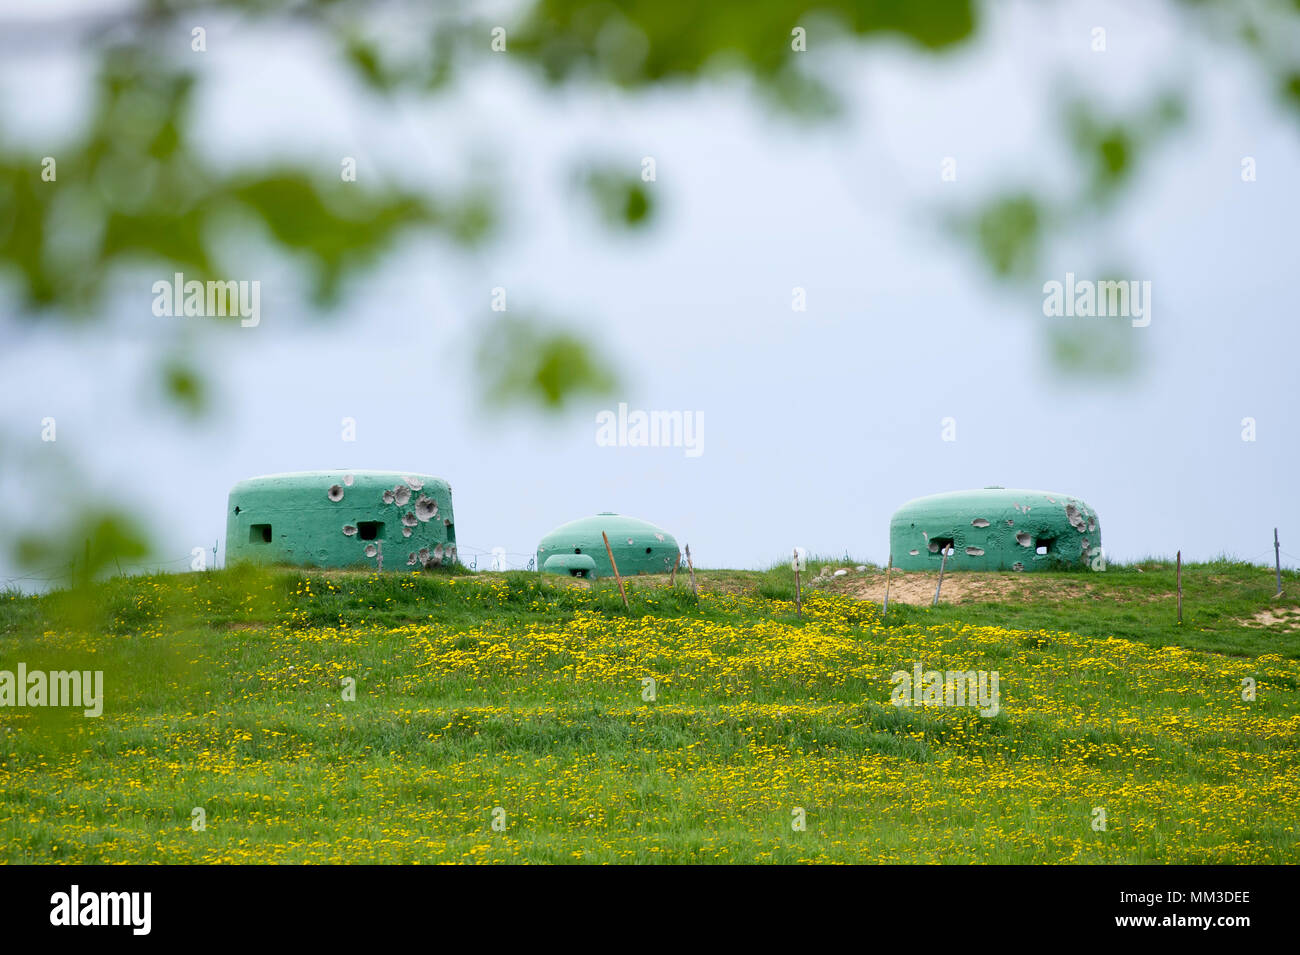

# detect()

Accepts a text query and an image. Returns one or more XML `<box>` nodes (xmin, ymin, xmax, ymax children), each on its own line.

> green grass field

<box><xmin>1</xmin><ymin>560</ymin><xmax>1297</xmax><ymax>863</ymax></box>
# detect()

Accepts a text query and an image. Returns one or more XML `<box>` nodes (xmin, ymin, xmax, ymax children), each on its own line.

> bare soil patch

<box><xmin>1243</xmin><ymin>608</ymin><xmax>1300</xmax><ymax>631</ymax></box>
<box><xmin>809</xmin><ymin>568</ymin><xmax>1094</xmax><ymax>606</ymax></box>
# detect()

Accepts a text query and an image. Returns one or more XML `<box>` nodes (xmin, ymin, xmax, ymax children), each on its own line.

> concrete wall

<box><xmin>226</xmin><ymin>470</ymin><xmax>456</xmax><ymax>569</ymax></box>
<box><xmin>890</xmin><ymin>488</ymin><xmax>1100</xmax><ymax>572</ymax></box>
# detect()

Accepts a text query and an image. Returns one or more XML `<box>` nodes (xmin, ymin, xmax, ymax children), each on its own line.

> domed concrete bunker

<box><xmin>226</xmin><ymin>470</ymin><xmax>457</xmax><ymax>570</ymax></box>
<box><xmin>537</xmin><ymin>513</ymin><xmax>680</xmax><ymax>578</ymax></box>
<box><xmin>890</xmin><ymin>487</ymin><xmax>1100</xmax><ymax>572</ymax></box>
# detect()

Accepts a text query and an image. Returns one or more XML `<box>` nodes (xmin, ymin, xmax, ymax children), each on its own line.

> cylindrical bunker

<box><xmin>889</xmin><ymin>487</ymin><xmax>1100</xmax><ymax>572</ymax></box>
<box><xmin>225</xmin><ymin>470</ymin><xmax>456</xmax><ymax>569</ymax></box>
<box><xmin>537</xmin><ymin>513</ymin><xmax>679</xmax><ymax>578</ymax></box>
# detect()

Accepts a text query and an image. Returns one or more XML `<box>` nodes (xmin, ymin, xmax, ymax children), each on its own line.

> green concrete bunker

<box><xmin>537</xmin><ymin>513</ymin><xmax>680</xmax><ymax>578</ymax></box>
<box><xmin>226</xmin><ymin>470</ymin><xmax>456</xmax><ymax>569</ymax></box>
<box><xmin>890</xmin><ymin>487</ymin><xmax>1100</xmax><ymax>572</ymax></box>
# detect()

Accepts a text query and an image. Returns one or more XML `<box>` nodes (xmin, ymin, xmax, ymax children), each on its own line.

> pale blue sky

<box><xmin>2</xmin><ymin>0</ymin><xmax>1297</xmax><ymax>585</ymax></box>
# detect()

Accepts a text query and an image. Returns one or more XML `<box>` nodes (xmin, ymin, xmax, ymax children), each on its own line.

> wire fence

<box><xmin>0</xmin><ymin>543</ymin><xmax>541</xmax><ymax>590</ymax></box>
<box><xmin>0</xmin><ymin>551</ymin><xmax>200</xmax><ymax>588</ymax></box>
<box><xmin>5</xmin><ymin>539</ymin><xmax>1299</xmax><ymax>590</ymax></box>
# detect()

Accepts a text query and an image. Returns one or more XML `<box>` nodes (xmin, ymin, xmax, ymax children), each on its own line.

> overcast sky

<box><xmin>2</xmin><ymin>0</ymin><xmax>1298</xmax><ymax>586</ymax></box>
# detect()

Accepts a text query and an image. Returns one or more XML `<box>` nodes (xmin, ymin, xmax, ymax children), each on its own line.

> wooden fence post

<box><xmin>685</xmin><ymin>544</ymin><xmax>698</xmax><ymax>599</ymax></box>
<box><xmin>602</xmin><ymin>531</ymin><xmax>629</xmax><ymax>610</ymax></box>
<box><xmin>882</xmin><ymin>554</ymin><xmax>893</xmax><ymax>617</ymax></box>
<box><xmin>1176</xmin><ymin>550</ymin><xmax>1183</xmax><ymax>625</ymax></box>
<box><xmin>793</xmin><ymin>548</ymin><xmax>802</xmax><ymax>618</ymax></box>
<box><xmin>1275</xmin><ymin>528</ymin><xmax>1284</xmax><ymax>598</ymax></box>
<box><xmin>932</xmin><ymin>547</ymin><xmax>949</xmax><ymax>607</ymax></box>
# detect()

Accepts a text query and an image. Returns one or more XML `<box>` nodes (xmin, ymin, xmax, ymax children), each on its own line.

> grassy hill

<box><xmin>1</xmin><ymin>560</ymin><xmax>1297</xmax><ymax>863</ymax></box>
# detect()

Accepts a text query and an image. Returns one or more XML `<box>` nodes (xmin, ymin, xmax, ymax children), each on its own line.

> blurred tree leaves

<box><xmin>2</xmin><ymin>0</ymin><xmax>1298</xmax><ymax>576</ymax></box>
<box><xmin>476</xmin><ymin>316</ymin><xmax>617</xmax><ymax>411</ymax></box>
<box><xmin>1066</xmin><ymin>93</ymin><xmax>1186</xmax><ymax>206</ymax></box>
<box><xmin>161</xmin><ymin>354</ymin><xmax>207</xmax><ymax>416</ymax></box>
<box><xmin>15</xmin><ymin>509</ymin><xmax>151</xmax><ymax>584</ymax></box>
<box><xmin>511</xmin><ymin>0</ymin><xmax>977</xmax><ymax>86</ymax></box>
<box><xmin>0</xmin><ymin>45</ymin><xmax>490</xmax><ymax>315</ymax></box>
<box><xmin>956</xmin><ymin>194</ymin><xmax>1046</xmax><ymax>280</ymax></box>
<box><xmin>581</xmin><ymin>165</ymin><xmax>655</xmax><ymax>229</ymax></box>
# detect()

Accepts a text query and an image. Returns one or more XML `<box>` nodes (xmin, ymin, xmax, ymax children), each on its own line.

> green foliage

<box><xmin>161</xmin><ymin>354</ymin><xmax>207</xmax><ymax>415</ymax></box>
<box><xmin>955</xmin><ymin>194</ymin><xmax>1045</xmax><ymax>279</ymax></box>
<box><xmin>1065</xmin><ymin>93</ymin><xmax>1186</xmax><ymax>206</ymax></box>
<box><xmin>13</xmin><ymin>509</ymin><xmax>151</xmax><ymax>584</ymax></box>
<box><xmin>512</xmin><ymin>0</ymin><xmax>977</xmax><ymax>86</ymax></box>
<box><xmin>0</xmin><ymin>46</ymin><xmax>487</xmax><ymax>316</ymax></box>
<box><xmin>476</xmin><ymin>316</ymin><xmax>618</xmax><ymax>411</ymax></box>
<box><xmin>581</xmin><ymin>166</ymin><xmax>655</xmax><ymax>229</ymax></box>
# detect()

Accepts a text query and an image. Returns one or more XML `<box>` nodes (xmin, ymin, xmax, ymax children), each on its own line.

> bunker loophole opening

<box><xmin>928</xmin><ymin>537</ymin><xmax>954</xmax><ymax>556</ymax></box>
<box><xmin>250</xmin><ymin>524</ymin><xmax>272</xmax><ymax>543</ymax></box>
<box><xmin>358</xmin><ymin>521</ymin><xmax>385</xmax><ymax>541</ymax></box>
<box><xmin>1035</xmin><ymin>536</ymin><xmax>1054</xmax><ymax>556</ymax></box>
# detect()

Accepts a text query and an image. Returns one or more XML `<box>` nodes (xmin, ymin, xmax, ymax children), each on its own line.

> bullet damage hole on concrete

<box><xmin>1012</xmin><ymin>562</ymin><xmax>1025</xmax><ymax>571</ymax></box>
<box><xmin>402</xmin><ymin>527</ymin><xmax>412</xmax><ymax>538</ymax></box>
<box><xmin>971</xmin><ymin>518</ymin><xmax>990</xmax><ymax>528</ymax></box>
<box><xmin>364</xmin><ymin>543</ymin><xmax>378</xmax><ymax>558</ymax></box>
<box><xmin>966</xmin><ymin>546</ymin><xmax>985</xmax><ymax>556</ymax></box>
<box><xmin>1016</xmin><ymin>532</ymin><xmax>1033</xmax><ymax>547</ymax></box>
<box><xmin>433</xmin><ymin>543</ymin><xmax>444</xmax><ymax>561</ymax></box>
<box><xmin>382</xmin><ymin>490</ymin><xmax>395</xmax><ymax>504</ymax></box>
<box><xmin>1065</xmin><ymin>503</ymin><xmax>1087</xmax><ymax>532</ymax></box>
<box><xmin>327</xmin><ymin>485</ymin><xmax>344</xmax><ymax>502</ymax></box>
<box><xmin>393</xmin><ymin>485</ymin><xmax>411</xmax><ymax>506</ymax></box>
<box><xmin>415</xmin><ymin>496</ymin><xmax>437</xmax><ymax>521</ymax></box>
<box><xmin>342</xmin><ymin>525</ymin><xmax>358</xmax><ymax>536</ymax></box>
<box><xmin>405</xmin><ymin>477</ymin><xmax>423</xmax><ymax>491</ymax></box>
<box><xmin>343</xmin><ymin>474</ymin><xmax>354</xmax><ymax>486</ymax></box>
<box><xmin>401</xmin><ymin>512</ymin><xmax>418</xmax><ymax>528</ymax></box>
